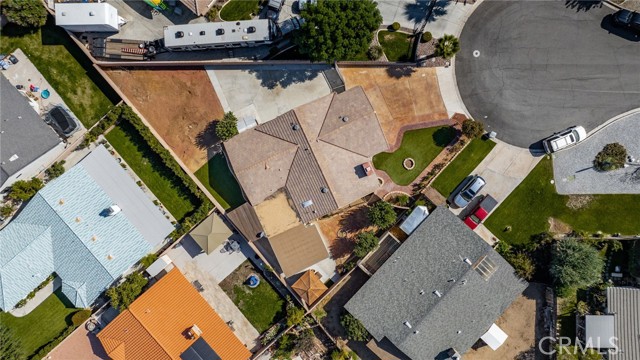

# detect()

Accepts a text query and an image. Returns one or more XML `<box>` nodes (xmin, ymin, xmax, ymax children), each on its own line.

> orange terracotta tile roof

<box><xmin>98</xmin><ymin>268</ymin><xmax>251</xmax><ymax>360</ymax></box>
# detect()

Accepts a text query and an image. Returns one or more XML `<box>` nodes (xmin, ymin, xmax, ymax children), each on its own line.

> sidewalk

<box><xmin>10</xmin><ymin>277</ymin><xmax>61</xmax><ymax>317</ymax></box>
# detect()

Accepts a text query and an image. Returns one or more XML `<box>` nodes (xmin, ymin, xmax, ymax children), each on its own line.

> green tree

<box><xmin>7</xmin><ymin>178</ymin><xmax>44</xmax><ymax>202</ymax></box>
<box><xmin>331</xmin><ymin>348</ymin><xmax>357</xmax><ymax>360</ymax></box>
<box><xmin>273</xmin><ymin>334</ymin><xmax>296</xmax><ymax>360</ymax></box>
<box><xmin>1</xmin><ymin>0</ymin><xmax>47</xmax><ymax>28</ymax></box>
<box><xmin>286</xmin><ymin>302</ymin><xmax>306</xmax><ymax>327</ymax></box>
<box><xmin>71</xmin><ymin>309</ymin><xmax>92</xmax><ymax>326</ymax></box>
<box><xmin>435</xmin><ymin>34</ymin><xmax>461</xmax><ymax>60</ymax></box>
<box><xmin>354</xmin><ymin>231</ymin><xmax>379</xmax><ymax>258</ymax></box>
<box><xmin>312</xmin><ymin>308</ymin><xmax>327</xmax><ymax>321</ymax></box>
<box><xmin>368</xmin><ymin>201</ymin><xmax>397</xmax><ymax>229</ymax></box>
<box><xmin>509</xmin><ymin>252</ymin><xmax>535</xmax><ymax>281</ymax></box>
<box><xmin>215</xmin><ymin>112</ymin><xmax>239</xmax><ymax>141</ymax></box>
<box><xmin>0</xmin><ymin>323</ymin><xmax>24</xmax><ymax>360</ymax></box>
<box><xmin>461</xmin><ymin>119</ymin><xmax>484</xmax><ymax>139</ymax></box>
<box><xmin>550</xmin><ymin>239</ymin><xmax>604</xmax><ymax>296</ymax></box>
<box><xmin>593</xmin><ymin>143</ymin><xmax>627</xmax><ymax>172</ymax></box>
<box><xmin>295</xmin><ymin>0</ymin><xmax>382</xmax><ymax>62</ymax></box>
<box><xmin>294</xmin><ymin>329</ymin><xmax>316</xmax><ymax>354</ymax></box>
<box><xmin>139</xmin><ymin>253</ymin><xmax>158</xmax><ymax>268</ymax></box>
<box><xmin>45</xmin><ymin>161</ymin><xmax>66</xmax><ymax>179</ymax></box>
<box><xmin>106</xmin><ymin>272</ymin><xmax>148</xmax><ymax>312</ymax></box>
<box><xmin>340</xmin><ymin>313</ymin><xmax>370</xmax><ymax>341</ymax></box>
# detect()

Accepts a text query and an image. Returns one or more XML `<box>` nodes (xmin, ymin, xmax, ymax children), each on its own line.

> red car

<box><xmin>463</xmin><ymin>195</ymin><xmax>498</xmax><ymax>230</ymax></box>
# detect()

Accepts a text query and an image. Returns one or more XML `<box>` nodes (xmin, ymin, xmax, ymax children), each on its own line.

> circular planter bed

<box><xmin>383</xmin><ymin>191</ymin><xmax>412</xmax><ymax>209</ymax></box>
<box><xmin>403</xmin><ymin>158</ymin><xmax>415</xmax><ymax>170</ymax></box>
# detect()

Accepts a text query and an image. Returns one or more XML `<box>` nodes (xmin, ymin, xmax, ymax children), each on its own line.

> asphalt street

<box><xmin>456</xmin><ymin>0</ymin><xmax>640</xmax><ymax>149</ymax></box>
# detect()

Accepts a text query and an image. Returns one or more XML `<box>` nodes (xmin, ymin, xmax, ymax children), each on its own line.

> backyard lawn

<box><xmin>0</xmin><ymin>290</ymin><xmax>78</xmax><ymax>358</ymax></box>
<box><xmin>219</xmin><ymin>0</ymin><xmax>260</xmax><ymax>20</ymax></box>
<box><xmin>106</xmin><ymin>121</ymin><xmax>198</xmax><ymax>221</ymax></box>
<box><xmin>0</xmin><ymin>19</ymin><xmax>117</xmax><ymax>128</ymax></box>
<box><xmin>373</xmin><ymin>126</ymin><xmax>456</xmax><ymax>186</ymax></box>
<box><xmin>220</xmin><ymin>261</ymin><xmax>285</xmax><ymax>333</ymax></box>
<box><xmin>377</xmin><ymin>31</ymin><xmax>413</xmax><ymax>62</ymax></box>
<box><xmin>194</xmin><ymin>154</ymin><xmax>245</xmax><ymax>210</ymax></box>
<box><xmin>485</xmin><ymin>157</ymin><xmax>640</xmax><ymax>246</ymax></box>
<box><xmin>431</xmin><ymin>138</ymin><xmax>496</xmax><ymax>197</ymax></box>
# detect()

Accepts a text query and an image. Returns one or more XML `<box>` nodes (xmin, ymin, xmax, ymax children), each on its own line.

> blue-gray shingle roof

<box><xmin>345</xmin><ymin>207</ymin><xmax>527</xmax><ymax>360</ymax></box>
<box><xmin>608</xmin><ymin>287</ymin><xmax>640</xmax><ymax>360</ymax></box>
<box><xmin>0</xmin><ymin>146</ymin><xmax>173</xmax><ymax>310</ymax></box>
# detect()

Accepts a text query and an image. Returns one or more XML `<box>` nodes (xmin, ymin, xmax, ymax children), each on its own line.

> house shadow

<box><xmin>564</xmin><ymin>0</ymin><xmax>602</xmax><ymax>12</ymax></box>
<box><xmin>246</xmin><ymin>68</ymin><xmax>321</xmax><ymax>90</ymax></box>
<box><xmin>601</xmin><ymin>15</ymin><xmax>640</xmax><ymax>42</ymax></box>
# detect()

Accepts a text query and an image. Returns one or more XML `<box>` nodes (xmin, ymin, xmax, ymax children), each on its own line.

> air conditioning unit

<box><xmin>107</xmin><ymin>205</ymin><xmax>122</xmax><ymax>216</ymax></box>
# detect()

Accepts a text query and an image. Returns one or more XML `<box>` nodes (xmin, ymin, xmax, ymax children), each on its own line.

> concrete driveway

<box><xmin>456</xmin><ymin>1</ymin><xmax>640</xmax><ymax>149</ymax></box>
<box><xmin>206</xmin><ymin>65</ymin><xmax>331</xmax><ymax>126</ymax></box>
<box><xmin>378</xmin><ymin>0</ymin><xmax>430</xmax><ymax>29</ymax></box>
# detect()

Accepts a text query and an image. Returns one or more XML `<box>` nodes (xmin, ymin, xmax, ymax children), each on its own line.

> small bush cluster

<box><xmin>367</xmin><ymin>45</ymin><xmax>383</xmax><ymax>60</ymax></box>
<box><xmin>593</xmin><ymin>143</ymin><xmax>627</xmax><ymax>172</ymax></box>
<box><xmin>0</xmin><ymin>204</ymin><xmax>14</xmax><ymax>218</ymax></box>
<box><xmin>14</xmin><ymin>274</ymin><xmax>55</xmax><ymax>308</ymax></box>
<box><xmin>106</xmin><ymin>272</ymin><xmax>148</xmax><ymax>312</ymax></box>
<box><xmin>391</xmin><ymin>22</ymin><xmax>400</xmax><ymax>31</ymax></box>
<box><xmin>139</xmin><ymin>253</ymin><xmax>158</xmax><ymax>269</ymax></box>
<box><xmin>354</xmin><ymin>231</ymin><xmax>379</xmax><ymax>258</ymax></box>
<box><xmin>340</xmin><ymin>313</ymin><xmax>370</xmax><ymax>341</ymax></box>
<box><xmin>71</xmin><ymin>309</ymin><xmax>92</xmax><ymax>327</ymax></box>
<box><xmin>421</xmin><ymin>31</ymin><xmax>432</xmax><ymax>43</ymax></box>
<box><xmin>461</xmin><ymin>119</ymin><xmax>484</xmax><ymax>139</ymax></box>
<box><xmin>7</xmin><ymin>178</ymin><xmax>44</xmax><ymax>202</ymax></box>
<box><xmin>45</xmin><ymin>161</ymin><xmax>66</xmax><ymax>179</ymax></box>
<box><xmin>215</xmin><ymin>112</ymin><xmax>239</xmax><ymax>141</ymax></box>
<box><xmin>80</xmin><ymin>105</ymin><xmax>122</xmax><ymax>149</ymax></box>
<box><xmin>206</xmin><ymin>4</ymin><xmax>222</xmax><ymax>21</ymax></box>
<box><xmin>286</xmin><ymin>301</ymin><xmax>306</xmax><ymax>327</ymax></box>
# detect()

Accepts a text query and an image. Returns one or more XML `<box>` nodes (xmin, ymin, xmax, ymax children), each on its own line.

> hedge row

<box><xmin>29</xmin><ymin>322</ymin><xmax>76</xmax><ymax>360</ymax></box>
<box><xmin>80</xmin><ymin>105</ymin><xmax>122</xmax><ymax>148</ymax></box>
<box><xmin>111</xmin><ymin>105</ymin><xmax>213</xmax><ymax>239</ymax></box>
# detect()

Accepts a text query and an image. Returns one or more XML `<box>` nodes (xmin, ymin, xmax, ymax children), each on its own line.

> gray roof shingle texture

<box><xmin>345</xmin><ymin>207</ymin><xmax>527</xmax><ymax>360</ymax></box>
<box><xmin>608</xmin><ymin>287</ymin><xmax>640</xmax><ymax>360</ymax></box>
<box><xmin>0</xmin><ymin>75</ymin><xmax>61</xmax><ymax>184</ymax></box>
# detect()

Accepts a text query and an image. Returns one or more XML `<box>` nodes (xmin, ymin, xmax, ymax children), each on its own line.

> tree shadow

<box><xmin>564</xmin><ymin>0</ymin><xmax>603</xmax><ymax>11</ymax></box>
<box><xmin>246</xmin><ymin>68</ymin><xmax>321</xmax><ymax>89</ymax></box>
<box><xmin>600</xmin><ymin>14</ymin><xmax>640</xmax><ymax>42</ymax></box>
<box><xmin>404</xmin><ymin>0</ymin><xmax>452</xmax><ymax>32</ymax></box>
<box><xmin>431</xmin><ymin>126</ymin><xmax>456</xmax><ymax>147</ymax></box>
<box><xmin>386</xmin><ymin>65</ymin><xmax>416</xmax><ymax>79</ymax></box>
<box><xmin>195</xmin><ymin>119</ymin><xmax>221</xmax><ymax>150</ymax></box>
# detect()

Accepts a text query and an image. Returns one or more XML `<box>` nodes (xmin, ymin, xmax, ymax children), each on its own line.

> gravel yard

<box><xmin>553</xmin><ymin>111</ymin><xmax>640</xmax><ymax>195</ymax></box>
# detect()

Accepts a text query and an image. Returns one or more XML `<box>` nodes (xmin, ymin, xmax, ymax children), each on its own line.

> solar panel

<box><xmin>180</xmin><ymin>337</ymin><xmax>221</xmax><ymax>360</ymax></box>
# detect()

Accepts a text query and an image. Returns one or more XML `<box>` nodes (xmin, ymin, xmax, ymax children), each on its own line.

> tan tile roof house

<box><xmin>224</xmin><ymin>86</ymin><xmax>388</xmax><ymax>224</ymax></box>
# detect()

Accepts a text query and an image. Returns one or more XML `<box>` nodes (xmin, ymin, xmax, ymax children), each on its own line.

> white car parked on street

<box><xmin>542</xmin><ymin>126</ymin><xmax>587</xmax><ymax>153</ymax></box>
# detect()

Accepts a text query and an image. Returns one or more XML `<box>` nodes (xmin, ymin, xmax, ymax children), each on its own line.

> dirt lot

<box><xmin>339</xmin><ymin>66</ymin><xmax>449</xmax><ymax>150</ymax></box>
<box><xmin>105</xmin><ymin>68</ymin><xmax>224</xmax><ymax>172</ymax></box>
<box><xmin>317</xmin><ymin>203</ymin><xmax>376</xmax><ymax>266</ymax></box>
<box><xmin>464</xmin><ymin>283</ymin><xmax>547</xmax><ymax>360</ymax></box>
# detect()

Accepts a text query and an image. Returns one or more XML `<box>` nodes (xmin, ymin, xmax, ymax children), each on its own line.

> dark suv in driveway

<box><xmin>612</xmin><ymin>9</ymin><xmax>640</xmax><ymax>34</ymax></box>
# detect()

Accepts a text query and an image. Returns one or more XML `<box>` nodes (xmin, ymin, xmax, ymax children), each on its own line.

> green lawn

<box><xmin>0</xmin><ymin>18</ymin><xmax>118</xmax><ymax>128</ymax></box>
<box><xmin>194</xmin><ymin>154</ymin><xmax>245</xmax><ymax>210</ymax></box>
<box><xmin>219</xmin><ymin>0</ymin><xmax>260</xmax><ymax>20</ymax></box>
<box><xmin>0</xmin><ymin>290</ymin><xmax>78</xmax><ymax>358</ymax></box>
<box><xmin>485</xmin><ymin>157</ymin><xmax>640</xmax><ymax>246</ymax></box>
<box><xmin>373</xmin><ymin>126</ymin><xmax>456</xmax><ymax>186</ymax></box>
<box><xmin>431</xmin><ymin>138</ymin><xmax>496</xmax><ymax>197</ymax></box>
<box><xmin>377</xmin><ymin>31</ymin><xmax>413</xmax><ymax>62</ymax></box>
<box><xmin>232</xmin><ymin>281</ymin><xmax>285</xmax><ymax>333</ymax></box>
<box><xmin>106</xmin><ymin>121</ymin><xmax>198</xmax><ymax>221</ymax></box>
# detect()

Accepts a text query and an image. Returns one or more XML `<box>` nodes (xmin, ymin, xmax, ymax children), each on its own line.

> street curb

<box><xmin>584</xmin><ymin>107</ymin><xmax>640</xmax><ymax>140</ymax></box>
<box><xmin>603</xmin><ymin>0</ymin><xmax>623</xmax><ymax>10</ymax></box>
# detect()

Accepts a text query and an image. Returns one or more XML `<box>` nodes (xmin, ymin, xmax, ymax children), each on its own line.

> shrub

<box><xmin>106</xmin><ymin>272</ymin><xmax>148</xmax><ymax>312</ymax></box>
<box><xmin>312</xmin><ymin>308</ymin><xmax>327</xmax><ymax>321</ymax></box>
<box><xmin>461</xmin><ymin>119</ymin><xmax>484</xmax><ymax>139</ymax></box>
<box><xmin>260</xmin><ymin>325</ymin><xmax>280</xmax><ymax>345</ymax></box>
<box><xmin>368</xmin><ymin>201</ymin><xmax>397</xmax><ymax>229</ymax></box>
<box><xmin>139</xmin><ymin>253</ymin><xmax>158</xmax><ymax>269</ymax></box>
<box><xmin>286</xmin><ymin>303</ymin><xmax>306</xmax><ymax>327</ymax></box>
<box><xmin>340</xmin><ymin>313</ymin><xmax>370</xmax><ymax>341</ymax></box>
<box><xmin>0</xmin><ymin>205</ymin><xmax>14</xmax><ymax>218</ymax></box>
<box><xmin>421</xmin><ymin>31</ymin><xmax>433</xmax><ymax>43</ymax></box>
<box><xmin>509</xmin><ymin>252</ymin><xmax>535</xmax><ymax>280</ymax></box>
<box><xmin>435</xmin><ymin>34</ymin><xmax>460</xmax><ymax>60</ymax></box>
<box><xmin>593</xmin><ymin>143</ymin><xmax>627</xmax><ymax>172</ymax></box>
<box><xmin>550</xmin><ymin>239</ymin><xmax>604</xmax><ymax>296</ymax></box>
<box><xmin>294</xmin><ymin>328</ymin><xmax>316</xmax><ymax>354</ymax></box>
<box><xmin>367</xmin><ymin>45</ymin><xmax>383</xmax><ymax>60</ymax></box>
<box><xmin>46</xmin><ymin>161</ymin><xmax>66</xmax><ymax>179</ymax></box>
<box><xmin>396</xmin><ymin>194</ymin><xmax>410</xmax><ymax>206</ymax></box>
<box><xmin>391</xmin><ymin>22</ymin><xmax>400</xmax><ymax>31</ymax></box>
<box><xmin>206</xmin><ymin>5</ymin><xmax>221</xmax><ymax>21</ymax></box>
<box><xmin>331</xmin><ymin>348</ymin><xmax>357</xmax><ymax>360</ymax></box>
<box><xmin>71</xmin><ymin>309</ymin><xmax>91</xmax><ymax>327</ymax></box>
<box><xmin>7</xmin><ymin>178</ymin><xmax>44</xmax><ymax>202</ymax></box>
<box><xmin>354</xmin><ymin>231</ymin><xmax>379</xmax><ymax>258</ymax></box>
<box><xmin>215</xmin><ymin>112</ymin><xmax>239</xmax><ymax>141</ymax></box>
<box><xmin>1</xmin><ymin>0</ymin><xmax>47</xmax><ymax>28</ymax></box>
<box><xmin>273</xmin><ymin>334</ymin><xmax>296</xmax><ymax>360</ymax></box>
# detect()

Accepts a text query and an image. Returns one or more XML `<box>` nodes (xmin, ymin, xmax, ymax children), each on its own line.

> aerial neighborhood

<box><xmin>0</xmin><ymin>0</ymin><xmax>639</xmax><ymax>360</ymax></box>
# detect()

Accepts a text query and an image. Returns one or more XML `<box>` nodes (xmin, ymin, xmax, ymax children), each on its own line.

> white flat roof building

<box><xmin>163</xmin><ymin>20</ymin><xmax>274</xmax><ymax>50</ymax></box>
<box><xmin>55</xmin><ymin>3</ymin><xmax>119</xmax><ymax>33</ymax></box>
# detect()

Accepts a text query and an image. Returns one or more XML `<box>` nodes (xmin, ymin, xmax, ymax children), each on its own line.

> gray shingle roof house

<box><xmin>0</xmin><ymin>75</ymin><xmax>63</xmax><ymax>192</ymax></box>
<box><xmin>345</xmin><ymin>207</ymin><xmax>527</xmax><ymax>360</ymax></box>
<box><xmin>607</xmin><ymin>287</ymin><xmax>640</xmax><ymax>360</ymax></box>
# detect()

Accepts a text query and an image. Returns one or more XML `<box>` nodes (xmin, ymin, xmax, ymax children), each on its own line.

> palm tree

<box><xmin>435</xmin><ymin>34</ymin><xmax>460</xmax><ymax>60</ymax></box>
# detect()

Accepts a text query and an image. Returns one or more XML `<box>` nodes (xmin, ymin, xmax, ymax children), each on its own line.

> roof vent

<box><xmin>341</xmin><ymin>116</ymin><xmax>349</xmax><ymax>122</ymax></box>
<box><xmin>107</xmin><ymin>254</ymin><xmax>114</xmax><ymax>260</ymax></box>
<box><xmin>419</xmin><ymin>290</ymin><xmax>425</xmax><ymax>295</ymax></box>
<box><xmin>463</xmin><ymin>258</ymin><xmax>473</xmax><ymax>266</ymax></box>
<box><xmin>9</xmin><ymin>154</ymin><xmax>19</xmax><ymax>162</ymax></box>
<box><xmin>321</xmin><ymin>187</ymin><xmax>329</xmax><ymax>193</ymax></box>
<box><xmin>292</xmin><ymin>124</ymin><xmax>300</xmax><ymax>131</ymax></box>
<box><xmin>75</xmin><ymin>217</ymin><xmax>82</xmax><ymax>223</ymax></box>
<box><xmin>404</xmin><ymin>321</ymin><xmax>412</xmax><ymax>329</ymax></box>
<box><xmin>89</xmin><ymin>11</ymin><xmax>95</xmax><ymax>16</ymax></box>
<box><xmin>61</xmin><ymin>12</ymin><xmax>66</xmax><ymax>16</ymax></box>
<box><xmin>433</xmin><ymin>290</ymin><xmax>442</xmax><ymax>297</ymax></box>
<box><xmin>59</xmin><ymin>199</ymin><xmax>65</xmax><ymax>205</ymax></box>
<box><xmin>91</xmin><ymin>235</ymin><xmax>98</xmax><ymax>242</ymax></box>
<box><xmin>107</xmin><ymin>205</ymin><xmax>122</xmax><ymax>216</ymax></box>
